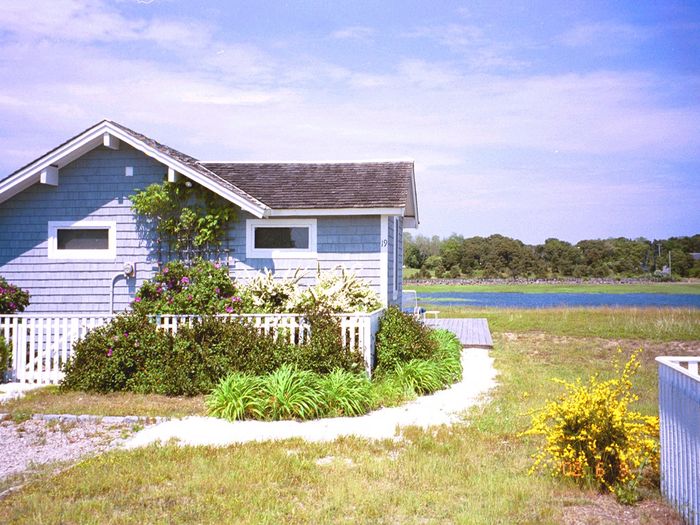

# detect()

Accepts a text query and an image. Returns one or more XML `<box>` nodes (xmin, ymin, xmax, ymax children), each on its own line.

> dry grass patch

<box><xmin>1</xmin><ymin>387</ymin><xmax>207</xmax><ymax>419</ymax></box>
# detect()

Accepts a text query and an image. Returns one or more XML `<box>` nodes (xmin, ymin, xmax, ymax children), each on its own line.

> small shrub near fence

<box><xmin>522</xmin><ymin>350</ymin><xmax>660</xmax><ymax>504</ymax></box>
<box><xmin>374</xmin><ymin>306</ymin><xmax>439</xmax><ymax>375</ymax></box>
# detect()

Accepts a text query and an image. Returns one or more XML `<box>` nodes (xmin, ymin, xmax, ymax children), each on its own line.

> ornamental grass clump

<box><xmin>522</xmin><ymin>350</ymin><xmax>659</xmax><ymax>503</ymax></box>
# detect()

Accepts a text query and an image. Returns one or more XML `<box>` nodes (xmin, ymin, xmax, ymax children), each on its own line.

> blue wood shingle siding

<box><xmin>0</xmin><ymin>145</ymin><xmax>400</xmax><ymax>313</ymax></box>
<box><xmin>0</xmin><ymin>145</ymin><xmax>164</xmax><ymax>313</ymax></box>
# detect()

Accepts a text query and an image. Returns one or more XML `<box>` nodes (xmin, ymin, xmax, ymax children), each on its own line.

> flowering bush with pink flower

<box><xmin>132</xmin><ymin>259</ymin><xmax>246</xmax><ymax>315</ymax></box>
<box><xmin>0</xmin><ymin>276</ymin><xmax>30</xmax><ymax>314</ymax></box>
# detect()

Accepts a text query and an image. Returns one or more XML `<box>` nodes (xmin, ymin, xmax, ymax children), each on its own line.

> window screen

<box><xmin>56</xmin><ymin>229</ymin><xmax>110</xmax><ymax>250</ymax></box>
<box><xmin>254</xmin><ymin>227</ymin><xmax>309</xmax><ymax>249</ymax></box>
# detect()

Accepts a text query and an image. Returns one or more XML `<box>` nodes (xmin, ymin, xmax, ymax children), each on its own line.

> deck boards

<box><xmin>425</xmin><ymin>318</ymin><xmax>493</xmax><ymax>348</ymax></box>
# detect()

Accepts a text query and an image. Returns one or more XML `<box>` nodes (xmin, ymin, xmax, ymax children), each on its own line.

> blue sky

<box><xmin>0</xmin><ymin>0</ymin><xmax>698</xmax><ymax>244</ymax></box>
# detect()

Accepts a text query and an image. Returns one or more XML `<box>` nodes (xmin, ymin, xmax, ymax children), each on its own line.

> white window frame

<box><xmin>246</xmin><ymin>218</ymin><xmax>317</xmax><ymax>259</ymax></box>
<box><xmin>48</xmin><ymin>220</ymin><xmax>117</xmax><ymax>260</ymax></box>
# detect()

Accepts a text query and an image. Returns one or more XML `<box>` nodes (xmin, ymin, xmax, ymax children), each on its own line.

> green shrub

<box><xmin>391</xmin><ymin>359</ymin><xmax>444</xmax><ymax>395</ymax></box>
<box><xmin>0</xmin><ymin>335</ymin><xmax>10</xmax><ymax>380</ymax></box>
<box><xmin>0</xmin><ymin>275</ymin><xmax>30</xmax><ymax>314</ymax></box>
<box><xmin>522</xmin><ymin>350</ymin><xmax>659</xmax><ymax>501</ymax></box>
<box><xmin>259</xmin><ymin>364</ymin><xmax>323</xmax><ymax>420</ymax></box>
<box><xmin>286</xmin><ymin>307</ymin><xmax>365</xmax><ymax>374</ymax></box>
<box><xmin>205</xmin><ymin>373</ymin><xmax>264</xmax><ymax>421</ymax></box>
<box><xmin>132</xmin><ymin>259</ymin><xmax>244</xmax><ymax>315</ymax></box>
<box><xmin>431</xmin><ymin>329</ymin><xmax>463</xmax><ymax>384</ymax></box>
<box><xmin>61</xmin><ymin>312</ymin><xmax>173</xmax><ymax>393</ymax></box>
<box><xmin>171</xmin><ymin>317</ymin><xmax>289</xmax><ymax>382</ymax></box>
<box><xmin>374</xmin><ymin>306</ymin><xmax>438</xmax><ymax>375</ymax></box>
<box><xmin>318</xmin><ymin>369</ymin><xmax>373</xmax><ymax>417</ymax></box>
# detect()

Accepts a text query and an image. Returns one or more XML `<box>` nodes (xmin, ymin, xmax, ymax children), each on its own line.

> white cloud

<box><xmin>331</xmin><ymin>26</ymin><xmax>374</xmax><ymax>40</ymax></box>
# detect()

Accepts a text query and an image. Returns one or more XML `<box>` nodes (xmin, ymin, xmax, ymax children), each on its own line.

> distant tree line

<box><xmin>403</xmin><ymin>233</ymin><xmax>700</xmax><ymax>280</ymax></box>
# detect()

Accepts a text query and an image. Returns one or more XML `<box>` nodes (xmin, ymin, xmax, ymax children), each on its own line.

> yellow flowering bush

<box><xmin>522</xmin><ymin>350</ymin><xmax>659</xmax><ymax>501</ymax></box>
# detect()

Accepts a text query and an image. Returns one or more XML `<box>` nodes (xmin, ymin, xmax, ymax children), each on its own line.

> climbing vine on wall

<box><xmin>130</xmin><ymin>180</ymin><xmax>236</xmax><ymax>254</ymax></box>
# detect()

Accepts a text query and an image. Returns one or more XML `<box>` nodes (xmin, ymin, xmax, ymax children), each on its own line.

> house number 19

<box><xmin>381</xmin><ymin>239</ymin><xmax>388</xmax><ymax>247</ymax></box>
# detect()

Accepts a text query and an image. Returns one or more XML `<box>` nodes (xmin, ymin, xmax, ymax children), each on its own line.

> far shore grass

<box><xmin>1</xmin><ymin>307</ymin><xmax>694</xmax><ymax>523</ymax></box>
<box><xmin>407</xmin><ymin>281</ymin><xmax>700</xmax><ymax>295</ymax></box>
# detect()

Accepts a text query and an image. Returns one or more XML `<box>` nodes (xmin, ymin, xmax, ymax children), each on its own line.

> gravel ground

<box><xmin>125</xmin><ymin>347</ymin><xmax>497</xmax><ymax>448</ymax></box>
<box><xmin>0</xmin><ymin>418</ymin><xmax>133</xmax><ymax>486</ymax></box>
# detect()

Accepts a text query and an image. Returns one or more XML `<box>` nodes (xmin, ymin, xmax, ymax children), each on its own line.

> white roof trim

<box><xmin>0</xmin><ymin>121</ymin><xmax>268</xmax><ymax>217</ymax></box>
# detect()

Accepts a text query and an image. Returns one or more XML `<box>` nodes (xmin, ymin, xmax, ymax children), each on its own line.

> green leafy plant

<box><xmin>0</xmin><ymin>334</ymin><xmax>11</xmax><ymax>380</ymax></box>
<box><xmin>130</xmin><ymin>180</ymin><xmax>236</xmax><ymax>253</ymax></box>
<box><xmin>317</xmin><ymin>369</ymin><xmax>373</xmax><ymax>417</ymax></box>
<box><xmin>286</xmin><ymin>307</ymin><xmax>365</xmax><ymax>374</ymax></box>
<box><xmin>374</xmin><ymin>306</ymin><xmax>439</xmax><ymax>375</ymax></box>
<box><xmin>522</xmin><ymin>350</ymin><xmax>660</xmax><ymax>502</ymax></box>
<box><xmin>0</xmin><ymin>275</ymin><xmax>30</xmax><ymax>314</ymax></box>
<box><xmin>132</xmin><ymin>259</ymin><xmax>244</xmax><ymax>315</ymax></box>
<box><xmin>259</xmin><ymin>364</ymin><xmax>323</xmax><ymax>420</ymax></box>
<box><xmin>205</xmin><ymin>373</ymin><xmax>264</xmax><ymax>421</ymax></box>
<box><xmin>390</xmin><ymin>360</ymin><xmax>445</xmax><ymax>395</ymax></box>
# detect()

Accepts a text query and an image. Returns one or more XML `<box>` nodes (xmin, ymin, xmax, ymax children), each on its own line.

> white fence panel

<box><xmin>1</xmin><ymin>309</ymin><xmax>385</xmax><ymax>384</ymax></box>
<box><xmin>657</xmin><ymin>356</ymin><xmax>700</xmax><ymax>525</ymax></box>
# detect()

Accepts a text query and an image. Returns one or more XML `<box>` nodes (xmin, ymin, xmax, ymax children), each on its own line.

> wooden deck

<box><xmin>425</xmin><ymin>318</ymin><xmax>493</xmax><ymax>348</ymax></box>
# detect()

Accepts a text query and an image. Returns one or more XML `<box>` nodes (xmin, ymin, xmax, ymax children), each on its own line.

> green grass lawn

<box><xmin>408</xmin><ymin>282</ymin><xmax>700</xmax><ymax>294</ymax></box>
<box><xmin>1</xmin><ymin>307</ymin><xmax>694</xmax><ymax>524</ymax></box>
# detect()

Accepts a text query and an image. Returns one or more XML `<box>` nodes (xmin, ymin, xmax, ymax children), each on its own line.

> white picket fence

<box><xmin>657</xmin><ymin>356</ymin><xmax>700</xmax><ymax>525</ymax></box>
<box><xmin>0</xmin><ymin>309</ymin><xmax>384</xmax><ymax>385</ymax></box>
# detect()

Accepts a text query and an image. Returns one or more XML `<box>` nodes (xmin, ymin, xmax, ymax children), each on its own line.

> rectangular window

<box><xmin>48</xmin><ymin>220</ymin><xmax>116</xmax><ymax>260</ymax></box>
<box><xmin>57</xmin><ymin>229</ymin><xmax>110</xmax><ymax>250</ymax></box>
<box><xmin>246</xmin><ymin>219</ymin><xmax>317</xmax><ymax>259</ymax></box>
<box><xmin>254</xmin><ymin>227</ymin><xmax>309</xmax><ymax>250</ymax></box>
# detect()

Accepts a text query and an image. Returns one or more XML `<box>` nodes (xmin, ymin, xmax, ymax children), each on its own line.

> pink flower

<box><xmin>134</xmin><ymin>297</ymin><xmax>142</xmax><ymax>303</ymax></box>
<box><xmin>181</xmin><ymin>276</ymin><xmax>190</xmax><ymax>285</ymax></box>
<box><xmin>123</xmin><ymin>332</ymin><xmax>129</xmax><ymax>338</ymax></box>
<box><xmin>231</xmin><ymin>296</ymin><xmax>241</xmax><ymax>303</ymax></box>
<box><xmin>214</xmin><ymin>263</ymin><xmax>221</xmax><ymax>269</ymax></box>
<box><xmin>187</xmin><ymin>294</ymin><xmax>193</xmax><ymax>301</ymax></box>
<box><xmin>107</xmin><ymin>348</ymin><xmax>113</xmax><ymax>357</ymax></box>
<box><xmin>214</xmin><ymin>287</ymin><xmax>220</xmax><ymax>295</ymax></box>
<box><xmin>225</xmin><ymin>306</ymin><xmax>233</xmax><ymax>313</ymax></box>
<box><xmin>162</xmin><ymin>267</ymin><xmax>169</xmax><ymax>274</ymax></box>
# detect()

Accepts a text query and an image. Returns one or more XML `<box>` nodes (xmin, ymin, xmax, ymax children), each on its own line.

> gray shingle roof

<box><xmin>202</xmin><ymin>162</ymin><xmax>414</xmax><ymax>209</ymax></box>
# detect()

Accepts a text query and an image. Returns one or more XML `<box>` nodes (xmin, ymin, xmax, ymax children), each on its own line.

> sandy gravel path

<box><xmin>0</xmin><ymin>418</ymin><xmax>132</xmax><ymax>487</ymax></box>
<box><xmin>125</xmin><ymin>347</ymin><xmax>497</xmax><ymax>448</ymax></box>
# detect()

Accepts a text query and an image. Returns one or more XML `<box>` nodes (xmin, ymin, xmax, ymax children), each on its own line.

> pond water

<box><xmin>417</xmin><ymin>292</ymin><xmax>700</xmax><ymax>309</ymax></box>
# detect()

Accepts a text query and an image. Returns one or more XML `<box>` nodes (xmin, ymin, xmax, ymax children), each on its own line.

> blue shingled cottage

<box><xmin>0</xmin><ymin>120</ymin><xmax>418</xmax><ymax>314</ymax></box>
